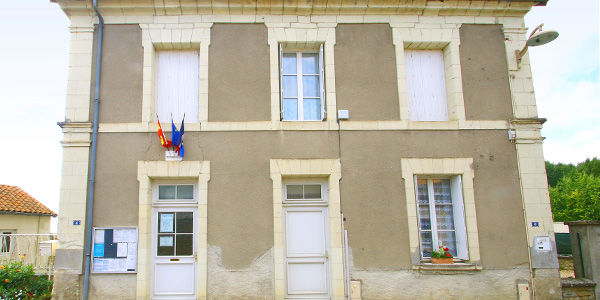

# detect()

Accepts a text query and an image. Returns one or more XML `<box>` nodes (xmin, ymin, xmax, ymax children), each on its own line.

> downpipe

<box><xmin>82</xmin><ymin>1</ymin><xmax>103</xmax><ymax>299</ymax></box>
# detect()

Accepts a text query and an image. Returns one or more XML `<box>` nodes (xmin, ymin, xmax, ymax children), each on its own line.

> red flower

<box><xmin>446</xmin><ymin>253</ymin><xmax>451</xmax><ymax>257</ymax></box>
<box><xmin>444</xmin><ymin>247</ymin><xmax>449</xmax><ymax>251</ymax></box>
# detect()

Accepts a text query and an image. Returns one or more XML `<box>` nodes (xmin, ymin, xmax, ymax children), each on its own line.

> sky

<box><xmin>0</xmin><ymin>1</ymin><xmax>598</xmax><ymax>233</ymax></box>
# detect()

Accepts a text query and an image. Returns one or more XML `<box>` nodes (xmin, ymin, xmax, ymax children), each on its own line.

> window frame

<box><xmin>283</xmin><ymin>182</ymin><xmax>328</xmax><ymax>205</ymax></box>
<box><xmin>153</xmin><ymin>181</ymin><xmax>198</xmax><ymax>205</ymax></box>
<box><xmin>1</xmin><ymin>231</ymin><xmax>12</xmax><ymax>253</ymax></box>
<box><xmin>415</xmin><ymin>175</ymin><xmax>469</xmax><ymax>261</ymax></box>
<box><xmin>279</xmin><ymin>44</ymin><xmax>326</xmax><ymax>121</ymax></box>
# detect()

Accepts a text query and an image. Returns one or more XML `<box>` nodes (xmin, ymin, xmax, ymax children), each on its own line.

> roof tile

<box><xmin>0</xmin><ymin>185</ymin><xmax>57</xmax><ymax>217</ymax></box>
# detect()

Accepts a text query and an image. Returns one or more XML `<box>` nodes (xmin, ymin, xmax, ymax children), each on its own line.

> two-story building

<box><xmin>52</xmin><ymin>0</ymin><xmax>560</xmax><ymax>299</ymax></box>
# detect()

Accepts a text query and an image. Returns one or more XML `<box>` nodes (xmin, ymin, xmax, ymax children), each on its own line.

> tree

<box><xmin>550</xmin><ymin>169</ymin><xmax>600</xmax><ymax>222</ymax></box>
<box><xmin>545</xmin><ymin>161</ymin><xmax>575</xmax><ymax>188</ymax></box>
<box><xmin>576</xmin><ymin>157</ymin><xmax>600</xmax><ymax>177</ymax></box>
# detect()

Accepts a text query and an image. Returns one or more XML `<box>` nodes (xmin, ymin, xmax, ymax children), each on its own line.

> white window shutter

<box><xmin>155</xmin><ymin>51</ymin><xmax>199</xmax><ymax>122</ymax></box>
<box><xmin>404</xmin><ymin>50</ymin><xmax>448</xmax><ymax>121</ymax></box>
<box><xmin>450</xmin><ymin>175</ymin><xmax>469</xmax><ymax>260</ymax></box>
<box><xmin>319</xmin><ymin>44</ymin><xmax>326</xmax><ymax>120</ymax></box>
<box><xmin>279</xmin><ymin>43</ymin><xmax>284</xmax><ymax>121</ymax></box>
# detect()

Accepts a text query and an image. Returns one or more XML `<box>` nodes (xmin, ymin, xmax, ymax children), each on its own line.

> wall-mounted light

<box><xmin>515</xmin><ymin>23</ymin><xmax>559</xmax><ymax>68</ymax></box>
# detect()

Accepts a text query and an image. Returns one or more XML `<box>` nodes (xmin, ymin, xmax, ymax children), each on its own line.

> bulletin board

<box><xmin>91</xmin><ymin>227</ymin><xmax>138</xmax><ymax>273</ymax></box>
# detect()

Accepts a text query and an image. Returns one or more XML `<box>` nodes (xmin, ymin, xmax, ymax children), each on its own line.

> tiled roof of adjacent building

<box><xmin>0</xmin><ymin>185</ymin><xmax>57</xmax><ymax>217</ymax></box>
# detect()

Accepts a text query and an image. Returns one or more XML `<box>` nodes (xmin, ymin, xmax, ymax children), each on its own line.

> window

<box><xmin>404</xmin><ymin>50</ymin><xmax>448</xmax><ymax>121</ymax></box>
<box><xmin>1</xmin><ymin>232</ymin><xmax>11</xmax><ymax>253</ymax></box>
<box><xmin>155</xmin><ymin>184</ymin><xmax>195</xmax><ymax>203</ymax></box>
<box><xmin>280</xmin><ymin>45</ymin><xmax>325</xmax><ymax>121</ymax></box>
<box><xmin>155</xmin><ymin>51</ymin><xmax>199</xmax><ymax>122</ymax></box>
<box><xmin>416</xmin><ymin>176</ymin><xmax>468</xmax><ymax>260</ymax></box>
<box><xmin>284</xmin><ymin>183</ymin><xmax>326</xmax><ymax>202</ymax></box>
<box><xmin>156</xmin><ymin>212</ymin><xmax>194</xmax><ymax>256</ymax></box>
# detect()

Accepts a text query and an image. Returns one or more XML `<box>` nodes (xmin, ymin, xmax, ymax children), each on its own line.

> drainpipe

<box><xmin>82</xmin><ymin>1</ymin><xmax>103</xmax><ymax>299</ymax></box>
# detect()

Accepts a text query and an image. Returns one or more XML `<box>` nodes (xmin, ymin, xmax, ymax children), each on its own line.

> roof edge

<box><xmin>0</xmin><ymin>211</ymin><xmax>58</xmax><ymax>218</ymax></box>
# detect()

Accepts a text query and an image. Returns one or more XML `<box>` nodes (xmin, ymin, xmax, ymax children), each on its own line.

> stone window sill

<box><xmin>412</xmin><ymin>263</ymin><xmax>482</xmax><ymax>275</ymax></box>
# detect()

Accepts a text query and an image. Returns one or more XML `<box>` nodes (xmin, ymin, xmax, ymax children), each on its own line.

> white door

<box><xmin>152</xmin><ymin>208</ymin><xmax>197</xmax><ymax>300</ymax></box>
<box><xmin>284</xmin><ymin>206</ymin><xmax>330</xmax><ymax>299</ymax></box>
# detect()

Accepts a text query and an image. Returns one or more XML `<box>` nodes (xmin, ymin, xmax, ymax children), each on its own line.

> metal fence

<box><xmin>0</xmin><ymin>234</ymin><xmax>57</xmax><ymax>273</ymax></box>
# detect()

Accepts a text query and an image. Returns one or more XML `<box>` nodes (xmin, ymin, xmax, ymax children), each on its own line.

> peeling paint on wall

<box><xmin>207</xmin><ymin>245</ymin><xmax>274</xmax><ymax>299</ymax></box>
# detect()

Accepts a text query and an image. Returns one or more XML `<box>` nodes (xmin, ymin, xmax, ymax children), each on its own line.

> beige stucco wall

<box><xmin>92</xmin><ymin>25</ymin><xmax>143</xmax><ymax>123</ymax></box>
<box><xmin>208</xmin><ymin>24</ymin><xmax>271</xmax><ymax>122</ymax></box>
<box><xmin>0</xmin><ymin>214</ymin><xmax>52</xmax><ymax>234</ymax></box>
<box><xmin>460</xmin><ymin>24</ymin><xmax>514</xmax><ymax>120</ymax></box>
<box><xmin>335</xmin><ymin>24</ymin><xmax>400</xmax><ymax>121</ymax></box>
<box><xmin>91</xmin><ymin>129</ymin><xmax>529</xmax><ymax>264</ymax></box>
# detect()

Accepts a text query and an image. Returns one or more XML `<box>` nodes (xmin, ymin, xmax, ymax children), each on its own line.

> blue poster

<box><xmin>93</xmin><ymin>243</ymin><xmax>105</xmax><ymax>257</ymax></box>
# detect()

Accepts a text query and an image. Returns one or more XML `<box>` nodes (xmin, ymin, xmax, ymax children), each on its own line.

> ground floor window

<box><xmin>415</xmin><ymin>176</ymin><xmax>468</xmax><ymax>260</ymax></box>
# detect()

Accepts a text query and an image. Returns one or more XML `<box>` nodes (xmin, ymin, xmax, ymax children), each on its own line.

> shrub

<box><xmin>0</xmin><ymin>261</ymin><xmax>52</xmax><ymax>300</ymax></box>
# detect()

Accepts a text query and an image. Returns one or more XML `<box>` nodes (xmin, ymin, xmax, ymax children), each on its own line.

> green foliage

<box><xmin>545</xmin><ymin>161</ymin><xmax>575</xmax><ymax>188</ymax></box>
<box><xmin>547</xmin><ymin>157</ymin><xmax>600</xmax><ymax>222</ymax></box>
<box><xmin>430</xmin><ymin>244</ymin><xmax>453</xmax><ymax>259</ymax></box>
<box><xmin>576</xmin><ymin>157</ymin><xmax>600</xmax><ymax>177</ymax></box>
<box><xmin>0</xmin><ymin>261</ymin><xmax>52</xmax><ymax>300</ymax></box>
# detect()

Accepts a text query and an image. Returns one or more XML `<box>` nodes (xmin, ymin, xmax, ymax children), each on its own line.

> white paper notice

<box><xmin>127</xmin><ymin>243</ymin><xmax>137</xmax><ymax>256</ymax></box>
<box><xmin>108</xmin><ymin>259</ymin><xmax>119</xmax><ymax>271</ymax></box>
<box><xmin>94</xmin><ymin>229</ymin><xmax>105</xmax><ymax>243</ymax></box>
<box><xmin>126</xmin><ymin>229</ymin><xmax>137</xmax><ymax>242</ymax></box>
<box><xmin>160</xmin><ymin>214</ymin><xmax>174</xmax><ymax>233</ymax></box>
<box><xmin>102</xmin><ymin>260</ymin><xmax>109</xmax><ymax>271</ymax></box>
<box><xmin>126</xmin><ymin>243</ymin><xmax>137</xmax><ymax>271</ymax></box>
<box><xmin>113</xmin><ymin>229</ymin><xmax>125</xmax><ymax>243</ymax></box>
<box><xmin>159</xmin><ymin>236</ymin><xmax>174</xmax><ymax>247</ymax></box>
<box><xmin>118</xmin><ymin>259</ymin><xmax>127</xmax><ymax>272</ymax></box>
<box><xmin>93</xmin><ymin>259</ymin><xmax>103</xmax><ymax>272</ymax></box>
<box><xmin>117</xmin><ymin>243</ymin><xmax>128</xmax><ymax>257</ymax></box>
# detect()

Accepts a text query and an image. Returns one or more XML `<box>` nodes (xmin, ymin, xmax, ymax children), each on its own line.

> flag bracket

<box><xmin>165</xmin><ymin>151</ymin><xmax>183</xmax><ymax>161</ymax></box>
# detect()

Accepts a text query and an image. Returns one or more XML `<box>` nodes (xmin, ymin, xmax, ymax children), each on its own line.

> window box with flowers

<box><xmin>430</xmin><ymin>244</ymin><xmax>453</xmax><ymax>264</ymax></box>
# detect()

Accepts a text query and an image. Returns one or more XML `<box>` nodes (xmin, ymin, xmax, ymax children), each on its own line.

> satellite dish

<box><xmin>526</xmin><ymin>30</ymin><xmax>559</xmax><ymax>47</ymax></box>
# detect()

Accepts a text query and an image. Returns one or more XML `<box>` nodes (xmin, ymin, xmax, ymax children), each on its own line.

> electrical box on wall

<box><xmin>338</xmin><ymin>110</ymin><xmax>349</xmax><ymax>120</ymax></box>
<box><xmin>534</xmin><ymin>236</ymin><xmax>552</xmax><ymax>251</ymax></box>
<box><xmin>508</xmin><ymin>130</ymin><xmax>516</xmax><ymax>141</ymax></box>
<box><xmin>39</xmin><ymin>240</ymin><xmax>58</xmax><ymax>257</ymax></box>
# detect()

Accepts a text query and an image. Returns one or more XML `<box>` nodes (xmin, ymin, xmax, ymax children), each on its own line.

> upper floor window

<box><xmin>404</xmin><ymin>50</ymin><xmax>448</xmax><ymax>121</ymax></box>
<box><xmin>155</xmin><ymin>51</ymin><xmax>199</xmax><ymax>122</ymax></box>
<box><xmin>416</xmin><ymin>176</ymin><xmax>468</xmax><ymax>260</ymax></box>
<box><xmin>280</xmin><ymin>45</ymin><xmax>325</xmax><ymax>121</ymax></box>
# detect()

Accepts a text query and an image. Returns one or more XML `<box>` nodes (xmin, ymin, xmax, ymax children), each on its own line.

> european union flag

<box><xmin>171</xmin><ymin>116</ymin><xmax>185</xmax><ymax>157</ymax></box>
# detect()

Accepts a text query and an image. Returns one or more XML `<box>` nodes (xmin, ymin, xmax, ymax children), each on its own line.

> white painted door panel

<box><xmin>287</xmin><ymin>262</ymin><xmax>328</xmax><ymax>294</ymax></box>
<box><xmin>154</xmin><ymin>262</ymin><xmax>195</xmax><ymax>295</ymax></box>
<box><xmin>284</xmin><ymin>207</ymin><xmax>330</xmax><ymax>299</ymax></box>
<box><xmin>286</xmin><ymin>210</ymin><xmax>326</xmax><ymax>257</ymax></box>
